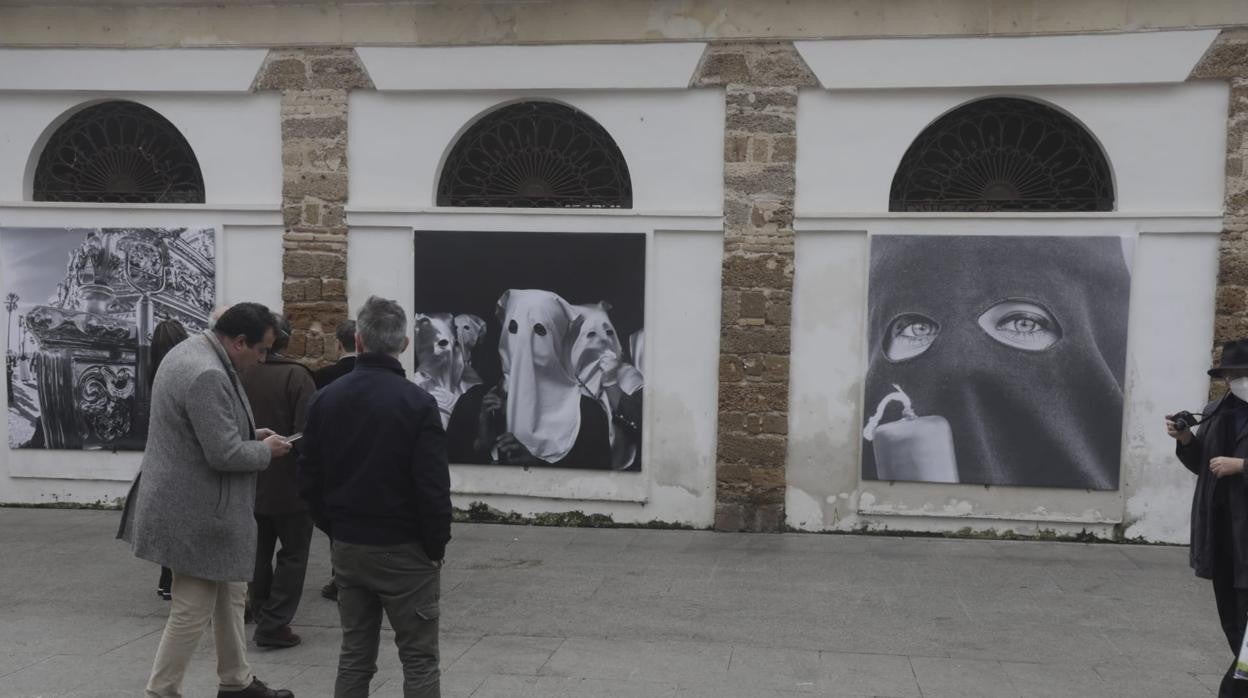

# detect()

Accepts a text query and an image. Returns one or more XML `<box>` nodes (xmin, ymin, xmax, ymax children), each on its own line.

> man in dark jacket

<box><xmin>299</xmin><ymin>296</ymin><xmax>451</xmax><ymax>698</ymax></box>
<box><xmin>1170</xmin><ymin>338</ymin><xmax>1248</xmax><ymax>698</ymax></box>
<box><xmin>312</xmin><ymin>320</ymin><xmax>357</xmax><ymax>389</ymax></box>
<box><xmin>241</xmin><ymin>315</ymin><xmax>317</xmax><ymax>649</ymax></box>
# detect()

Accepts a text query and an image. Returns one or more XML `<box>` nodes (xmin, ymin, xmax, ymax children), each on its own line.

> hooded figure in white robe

<box><xmin>413</xmin><ymin>312</ymin><xmax>465</xmax><ymax>428</ymax></box>
<box><xmin>497</xmin><ymin>289</ymin><xmax>586</xmax><ymax>463</ymax></box>
<box><xmin>454</xmin><ymin>313</ymin><xmax>487</xmax><ymax>389</ymax></box>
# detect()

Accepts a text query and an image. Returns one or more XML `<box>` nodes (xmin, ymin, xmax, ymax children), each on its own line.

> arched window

<box><xmin>889</xmin><ymin>97</ymin><xmax>1113</xmax><ymax>213</ymax></box>
<box><xmin>437</xmin><ymin>101</ymin><xmax>632</xmax><ymax>208</ymax></box>
<box><xmin>33</xmin><ymin>101</ymin><xmax>205</xmax><ymax>204</ymax></box>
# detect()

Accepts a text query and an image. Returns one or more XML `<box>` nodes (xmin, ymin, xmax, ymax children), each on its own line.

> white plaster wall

<box><xmin>788</xmin><ymin>73</ymin><xmax>1229</xmax><ymax>541</ymax></box>
<box><xmin>347</xmin><ymin>86</ymin><xmax>724</xmax><ymax>526</ymax></box>
<box><xmin>787</xmin><ymin>220</ymin><xmax>1220</xmax><ymax>542</ymax></box>
<box><xmin>346</xmin><ymin>222</ymin><xmax>721</xmax><ymax>527</ymax></box>
<box><xmin>0</xmin><ymin>215</ymin><xmax>282</xmax><ymax>502</ymax></box>
<box><xmin>795</xmin><ymin>83</ymin><xmax>1229</xmax><ymax>216</ymax></box>
<box><xmin>795</xmin><ymin>30</ymin><xmax>1219</xmax><ymax>90</ymax></box>
<box><xmin>0</xmin><ymin>85</ymin><xmax>282</xmax><ymax>504</ymax></box>
<box><xmin>0</xmin><ymin>93</ymin><xmax>281</xmax><ymax>206</ymax></box>
<box><xmin>349</xmin><ymin>90</ymin><xmax>723</xmax><ymax>214</ymax></box>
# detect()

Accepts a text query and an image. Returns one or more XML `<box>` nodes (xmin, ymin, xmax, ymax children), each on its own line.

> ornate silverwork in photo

<box><xmin>861</xmin><ymin>234</ymin><xmax>1131</xmax><ymax>490</ymax></box>
<box><xmin>2</xmin><ymin>227</ymin><xmax>216</xmax><ymax>451</ymax></box>
<box><xmin>414</xmin><ymin>231</ymin><xmax>645</xmax><ymax>471</ymax></box>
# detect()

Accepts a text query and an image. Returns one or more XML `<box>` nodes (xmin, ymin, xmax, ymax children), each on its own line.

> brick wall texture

<box><xmin>692</xmin><ymin>42</ymin><xmax>817</xmax><ymax>532</ymax></box>
<box><xmin>1194</xmin><ymin>30</ymin><xmax>1248</xmax><ymax>392</ymax></box>
<box><xmin>252</xmin><ymin>48</ymin><xmax>372</xmax><ymax>366</ymax></box>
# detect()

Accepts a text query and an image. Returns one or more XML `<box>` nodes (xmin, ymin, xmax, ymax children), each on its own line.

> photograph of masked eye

<box><xmin>884</xmin><ymin>313</ymin><xmax>940</xmax><ymax>361</ymax></box>
<box><xmin>862</xmin><ymin>234</ymin><xmax>1132</xmax><ymax>490</ymax></box>
<box><xmin>977</xmin><ymin>300</ymin><xmax>1062</xmax><ymax>351</ymax></box>
<box><xmin>414</xmin><ymin>231</ymin><xmax>646</xmax><ymax>472</ymax></box>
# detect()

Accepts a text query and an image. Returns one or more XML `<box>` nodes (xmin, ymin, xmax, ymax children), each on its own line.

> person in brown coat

<box><xmin>241</xmin><ymin>314</ymin><xmax>317</xmax><ymax>649</ymax></box>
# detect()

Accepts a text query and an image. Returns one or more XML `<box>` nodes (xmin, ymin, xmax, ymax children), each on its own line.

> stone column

<box><xmin>253</xmin><ymin>48</ymin><xmax>373</xmax><ymax>365</ymax></box>
<box><xmin>1193</xmin><ymin>32</ymin><xmax>1248</xmax><ymax>386</ymax></box>
<box><xmin>691</xmin><ymin>43</ymin><xmax>818</xmax><ymax>532</ymax></box>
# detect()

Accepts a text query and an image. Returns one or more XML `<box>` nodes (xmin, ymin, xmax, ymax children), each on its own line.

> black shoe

<box><xmin>216</xmin><ymin>677</ymin><xmax>293</xmax><ymax>697</ymax></box>
<box><xmin>320</xmin><ymin>581</ymin><xmax>338</xmax><ymax>601</ymax></box>
<box><xmin>254</xmin><ymin>625</ymin><xmax>302</xmax><ymax>649</ymax></box>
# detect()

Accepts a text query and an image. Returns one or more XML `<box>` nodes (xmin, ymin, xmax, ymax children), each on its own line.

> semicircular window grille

<box><xmin>889</xmin><ymin>97</ymin><xmax>1113</xmax><ymax>213</ymax></box>
<box><xmin>33</xmin><ymin>100</ymin><xmax>206</xmax><ymax>204</ymax></box>
<box><xmin>438</xmin><ymin>101</ymin><xmax>632</xmax><ymax>208</ymax></box>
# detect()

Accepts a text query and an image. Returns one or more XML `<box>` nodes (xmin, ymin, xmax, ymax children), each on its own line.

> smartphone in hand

<box><xmin>285</xmin><ymin>432</ymin><xmax>303</xmax><ymax>444</ymax></box>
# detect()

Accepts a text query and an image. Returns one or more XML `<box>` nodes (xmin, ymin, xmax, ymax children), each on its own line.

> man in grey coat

<box><xmin>120</xmin><ymin>303</ymin><xmax>296</xmax><ymax>698</ymax></box>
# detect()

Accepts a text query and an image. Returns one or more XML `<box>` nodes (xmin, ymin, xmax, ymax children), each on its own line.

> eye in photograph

<box><xmin>884</xmin><ymin>313</ymin><xmax>940</xmax><ymax>361</ymax></box>
<box><xmin>977</xmin><ymin>300</ymin><xmax>1061</xmax><ymax>351</ymax></box>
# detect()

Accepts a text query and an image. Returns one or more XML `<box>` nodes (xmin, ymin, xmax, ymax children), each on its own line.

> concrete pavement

<box><xmin>0</xmin><ymin>507</ymin><xmax>1233</xmax><ymax>697</ymax></box>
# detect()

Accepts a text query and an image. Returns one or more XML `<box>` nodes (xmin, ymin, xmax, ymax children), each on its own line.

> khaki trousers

<box><xmin>333</xmin><ymin>541</ymin><xmax>441</xmax><ymax>698</ymax></box>
<box><xmin>145</xmin><ymin>573</ymin><xmax>253</xmax><ymax>698</ymax></box>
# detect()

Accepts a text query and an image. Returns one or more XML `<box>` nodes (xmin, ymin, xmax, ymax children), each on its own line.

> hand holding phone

<box><xmin>285</xmin><ymin>432</ymin><xmax>303</xmax><ymax>444</ymax></box>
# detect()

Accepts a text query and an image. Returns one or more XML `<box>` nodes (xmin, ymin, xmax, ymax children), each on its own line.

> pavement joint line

<box><xmin>0</xmin><ymin>654</ymin><xmax>47</xmax><ymax>681</ymax></box>
<box><xmin>531</xmin><ymin>636</ymin><xmax>565</xmax><ymax>676</ymax></box>
<box><xmin>97</xmin><ymin>627</ymin><xmax>163</xmax><ymax>658</ymax></box>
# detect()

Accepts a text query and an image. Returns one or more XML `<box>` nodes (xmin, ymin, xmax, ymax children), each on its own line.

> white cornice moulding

<box><xmin>0</xmin><ymin>49</ymin><xmax>268</xmax><ymax>92</ymax></box>
<box><xmin>357</xmin><ymin>44</ymin><xmax>707</xmax><ymax>91</ymax></box>
<box><xmin>796</xmin><ymin>30</ymin><xmax>1221</xmax><ymax>90</ymax></box>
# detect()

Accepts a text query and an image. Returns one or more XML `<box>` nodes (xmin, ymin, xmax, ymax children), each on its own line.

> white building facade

<box><xmin>0</xmin><ymin>2</ymin><xmax>1245</xmax><ymax>543</ymax></box>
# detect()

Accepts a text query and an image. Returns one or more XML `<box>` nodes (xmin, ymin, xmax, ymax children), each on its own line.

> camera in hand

<box><xmin>1171</xmin><ymin>410</ymin><xmax>1199</xmax><ymax>432</ymax></box>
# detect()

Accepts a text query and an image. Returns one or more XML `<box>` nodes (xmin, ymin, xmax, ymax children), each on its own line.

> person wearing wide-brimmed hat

<box><xmin>1169</xmin><ymin>338</ymin><xmax>1248</xmax><ymax>697</ymax></box>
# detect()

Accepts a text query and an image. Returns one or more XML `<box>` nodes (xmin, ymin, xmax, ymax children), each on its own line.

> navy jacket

<box><xmin>298</xmin><ymin>352</ymin><xmax>452</xmax><ymax>560</ymax></box>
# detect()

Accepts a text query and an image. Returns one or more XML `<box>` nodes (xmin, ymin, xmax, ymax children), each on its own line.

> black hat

<box><xmin>1210</xmin><ymin>339</ymin><xmax>1248</xmax><ymax>376</ymax></box>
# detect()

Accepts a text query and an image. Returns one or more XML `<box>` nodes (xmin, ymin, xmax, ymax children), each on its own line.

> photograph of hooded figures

<box><xmin>414</xmin><ymin>230</ymin><xmax>645</xmax><ymax>471</ymax></box>
<box><xmin>2</xmin><ymin>227</ymin><xmax>215</xmax><ymax>451</ymax></box>
<box><xmin>861</xmin><ymin>234</ymin><xmax>1131</xmax><ymax>490</ymax></box>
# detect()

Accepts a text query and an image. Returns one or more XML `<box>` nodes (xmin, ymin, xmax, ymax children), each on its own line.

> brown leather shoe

<box><xmin>216</xmin><ymin>677</ymin><xmax>293</xmax><ymax>697</ymax></box>
<box><xmin>254</xmin><ymin>625</ymin><xmax>301</xmax><ymax>649</ymax></box>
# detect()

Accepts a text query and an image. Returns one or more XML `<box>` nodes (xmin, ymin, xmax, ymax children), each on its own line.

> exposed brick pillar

<box><xmin>252</xmin><ymin>48</ymin><xmax>373</xmax><ymax>366</ymax></box>
<box><xmin>1193</xmin><ymin>31</ymin><xmax>1248</xmax><ymax>389</ymax></box>
<box><xmin>691</xmin><ymin>43</ymin><xmax>818</xmax><ymax>532</ymax></box>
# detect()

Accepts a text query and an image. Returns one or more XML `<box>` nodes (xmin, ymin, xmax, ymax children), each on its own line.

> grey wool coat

<box><xmin>118</xmin><ymin>331</ymin><xmax>272</xmax><ymax>581</ymax></box>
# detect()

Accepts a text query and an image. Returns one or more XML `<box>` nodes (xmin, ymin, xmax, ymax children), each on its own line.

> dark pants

<box><xmin>332</xmin><ymin>541</ymin><xmax>441</xmax><ymax>698</ymax></box>
<box><xmin>249</xmin><ymin>512</ymin><xmax>314</xmax><ymax>636</ymax></box>
<box><xmin>1213</xmin><ymin>507</ymin><xmax>1248</xmax><ymax>698</ymax></box>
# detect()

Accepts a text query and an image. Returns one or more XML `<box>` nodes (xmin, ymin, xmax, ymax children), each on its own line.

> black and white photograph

<box><xmin>2</xmin><ymin>227</ymin><xmax>215</xmax><ymax>451</ymax></box>
<box><xmin>861</xmin><ymin>234</ymin><xmax>1131</xmax><ymax>490</ymax></box>
<box><xmin>414</xmin><ymin>230</ymin><xmax>645</xmax><ymax>471</ymax></box>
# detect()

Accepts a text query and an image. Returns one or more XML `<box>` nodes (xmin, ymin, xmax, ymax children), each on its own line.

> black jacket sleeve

<box><xmin>1176</xmin><ymin>434</ymin><xmax>1203</xmax><ymax>475</ymax></box>
<box><xmin>297</xmin><ymin>395</ymin><xmax>331</xmax><ymax>535</ymax></box>
<box><xmin>412</xmin><ymin>403</ymin><xmax>453</xmax><ymax>561</ymax></box>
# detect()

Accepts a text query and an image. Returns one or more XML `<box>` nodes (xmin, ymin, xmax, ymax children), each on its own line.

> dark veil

<box><xmin>862</xmin><ymin>235</ymin><xmax>1131</xmax><ymax>490</ymax></box>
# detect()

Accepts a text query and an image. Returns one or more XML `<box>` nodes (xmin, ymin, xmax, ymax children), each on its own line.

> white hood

<box><xmin>497</xmin><ymin>289</ymin><xmax>583</xmax><ymax>462</ymax></box>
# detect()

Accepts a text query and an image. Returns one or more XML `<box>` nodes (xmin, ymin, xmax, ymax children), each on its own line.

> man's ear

<box><xmin>355</xmin><ymin>334</ymin><xmax>365</xmax><ymax>354</ymax></box>
<box><xmin>400</xmin><ymin>336</ymin><xmax>410</xmax><ymax>355</ymax></box>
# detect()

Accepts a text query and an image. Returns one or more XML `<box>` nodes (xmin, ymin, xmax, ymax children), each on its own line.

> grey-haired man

<box><xmin>299</xmin><ymin>296</ymin><xmax>451</xmax><ymax>698</ymax></box>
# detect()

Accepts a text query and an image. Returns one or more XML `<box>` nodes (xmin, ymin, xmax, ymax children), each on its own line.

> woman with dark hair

<box><xmin>149</xmin><ymin>317</ymin><xmax>190</xmax><ymax>599</ymax></box>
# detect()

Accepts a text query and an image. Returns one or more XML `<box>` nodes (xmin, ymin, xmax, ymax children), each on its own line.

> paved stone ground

<box><xmin>0</xmin><ymin>507</ymin><xmax>1234</xmax><ymax>697</ymax></box>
